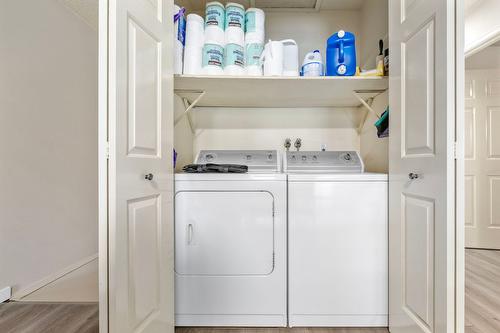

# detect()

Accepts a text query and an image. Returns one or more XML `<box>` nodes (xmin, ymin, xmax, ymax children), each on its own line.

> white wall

<box><xmin>359</xmin><ymin>0</ymin><xmax>389</xmax><ymax>70</ymax></box>
<box><xmin>360</xmin><ymin>91</ymin><xmax>389</xmax><ymax>173</ymax></box>
<box><xmin>174</xmin><ymin>95</ymin><xmax>194</xmax><ymax>172</ymax></box>
<box><xmin>466</xmin><ymin>46</ymin><xmax>500</xmax><ymax>70</ymax></box>
<box><xmin>193</xmin><ymin>128</ymin><xmax>360</xmax><ymax>156</ymax></box>
<box><xmin>0</xmin><ymin>0</ymin><xmax>98</xmax><ymax>298</ymax></box>
<box><xmin>173</xmin><ymin>106</ymin><xmax>364</xmax><ymax>165</ymax></box>
<box><xmin>265</xmin><ymin>10</ymin><xmax>361</xmax><ymax>65</ymax></box>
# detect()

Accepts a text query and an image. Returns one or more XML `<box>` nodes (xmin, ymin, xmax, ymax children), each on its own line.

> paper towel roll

<box><xmin>185</xmin><ymin>14</ymin><xmax>204</xmax><ymax>48</ymax></box>
<box><xmin>174</xmin><ymin>39</ymin><xmax>184</xmax><ymax>74</ymax></box>
<box><xmin>183</xmin><ymin>45</ymin><xmax>203</xmax><ymax>75</ymax></box>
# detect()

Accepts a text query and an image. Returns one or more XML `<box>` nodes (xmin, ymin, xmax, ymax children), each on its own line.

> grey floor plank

<box><xmin>465</xmin><ymin>249</ymin><xmax>500</xmax><ymax>333</ymax></box>
<box><xmin>0</xmin><ymin>302</ymin><xmax>98</xmax><ymax>333</ymax></box>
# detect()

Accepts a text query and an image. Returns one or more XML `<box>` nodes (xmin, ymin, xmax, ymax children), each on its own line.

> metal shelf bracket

<box><xmin>174</xmin><ymin>89</ymin><xmax>206</xmax><ymax>134</ymax></box>
<box><xmin>352</xmin><ymin>90</ymin><xmax>381</xmax><ymax>134</ymax></box>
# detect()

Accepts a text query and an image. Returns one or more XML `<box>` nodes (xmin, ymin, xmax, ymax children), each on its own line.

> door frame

<box><xmin>98</xmin><ymin>0</ymin><xmax>109</xmax><ymax>332</ymax></box>
<box><xmin>456</xmin><ymin>0</ymin><xmax>465</xmax><ymax>332</ymax></box>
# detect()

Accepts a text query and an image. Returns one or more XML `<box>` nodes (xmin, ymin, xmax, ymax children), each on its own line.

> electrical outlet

<box><xmin>320</xmin><ymin>144</ymin><xmax>327</xmax><ymax>151</ymax></box>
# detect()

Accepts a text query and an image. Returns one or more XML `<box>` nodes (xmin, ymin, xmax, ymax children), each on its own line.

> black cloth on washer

<box><xmin>182</xmin><ymin>163</ymin><xmax>248</xmax><ymax>173</ymax></box>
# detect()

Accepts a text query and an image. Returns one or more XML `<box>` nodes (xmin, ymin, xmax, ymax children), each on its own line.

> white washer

<box><xmin>175</xmin><ymin>150</ymin><xmax>287</xmax><ymax>327</ymax></box>
<box><xmin>285</xmin><ymin>151</ymin><xmax>388</xmax><ymax>327</ymax></box>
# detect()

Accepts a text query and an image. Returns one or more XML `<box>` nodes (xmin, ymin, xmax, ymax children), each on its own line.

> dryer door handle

<box><xmin>187</xmin><ymin>223</ymin><xmax>194</xmax><ymax>244</ymax></box>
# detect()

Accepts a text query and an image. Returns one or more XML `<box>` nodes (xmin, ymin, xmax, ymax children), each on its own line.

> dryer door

<box><xmin>175</xmin><ymin>191</ymin><xmax>274</xmax><ymax>276</ymax></box>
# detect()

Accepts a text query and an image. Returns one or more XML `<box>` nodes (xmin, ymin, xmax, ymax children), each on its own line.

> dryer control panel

<box><xmin>284</xmin><ymin>151</ymin><xmax>364</xmax><ymax>173</ymax></box>
<box><xmin>196</xmin><ymin>150</ymin><xmax>280</xmax><ymax>172</ymax></box>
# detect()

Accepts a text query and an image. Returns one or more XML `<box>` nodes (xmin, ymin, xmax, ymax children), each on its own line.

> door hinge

<box><xmin>453</xmin><ymin>142</ymin><xmax>458</xmax><ymax>160</ymax></box>
<box><xmin>272</xmin><ymin>202</ymin><xmax>275</xmax><ymax>217</ymax></box>
<box><xmin>272</xmin><ymin>252</ymin><xmax>275</xmax><ymax>268</ymax></box>
<box><xmin>105</xmin><ymin>142</ymin><xmax>110</xmax><ymax>160</ymax></box>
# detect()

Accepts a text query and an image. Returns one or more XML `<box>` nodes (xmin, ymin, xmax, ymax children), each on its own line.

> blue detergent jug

<box><xmin>326</xmin><ymin>30</ymin><xmax>356</xmax><ymax>76</ymax></box>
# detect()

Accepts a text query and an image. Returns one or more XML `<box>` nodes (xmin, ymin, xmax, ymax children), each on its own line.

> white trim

<box><xmin>11</xmin><ymin>253</ymin><xmax>98</xmax><ymax>300</ymax></box>
<box><xmin>0</xmin><ymin>286</ymin><xmax>12</xmax><ymax>303</ymax></box>
<box><xmin>456</xmin><ymin>1</ymin><xmax>466</xmax><ymax>332</ymax></box>
<box><xmin>465</xmin><ymin>27</ymin><xmax>500</xmax><ymax>58</ymax></box>
<box><xmin>98</xmin><ymin>0</ymin><xmax>109</xmax><ymax>332</ymax></box>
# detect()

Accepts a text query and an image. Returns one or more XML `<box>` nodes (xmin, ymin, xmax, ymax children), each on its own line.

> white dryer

<box><xmin>174</xmin><ymin>150</ymin><xmax>287</xmax><ymax>327</ymax></box>
<box><xmin>285</xmin><ymin>151</ymin><xmax>388</xmax><ymax>327</ymax></box>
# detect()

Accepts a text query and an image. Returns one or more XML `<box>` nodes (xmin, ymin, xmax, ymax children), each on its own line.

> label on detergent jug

<box><xmin>203</xmin><ymin>44</ymin><xmax>224</xmax><ymax>67</ymax></box>
<box><xmin>245</xmin><ymin>43</ymin><xmax>263</xmax><ymax>66</ymax></box>
<box><xmin>225</xmin><ymin>5</ymin><xmax>245</xmax><ymax>29</ymax></box>
<box><xmin>224</xmin><ymin>43</ymin><xmax>244</xmax><ymax>67</ymax></box>
<box><xmin>245</xmin><ymin>11</ymin><xmax>255</xmax><ymax>32</ymax></box>
<box><xmin>205</xmin><ymin>3</ymin><xmax>225</xmax><ymax>28</ymax></box>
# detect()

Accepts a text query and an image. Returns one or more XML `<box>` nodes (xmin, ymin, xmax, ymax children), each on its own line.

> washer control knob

<box><xmin>302</xmin><ymin>155</ymin><xmax>307</xmax><ymax>161</ymax></box>
<box><xmin>312</xmin><ymin>155</ymin><xmax>318</xmax><ymax>161</ymax></box>
<box><xmin>246</xmin><ymin>155</ymin><xmax>252</xmax><ymax>161</ymax></box>
<box><xmin>267</xmin><ymin>154</ymin><xmax>273</xmax><ymax>160</ymax></box>
<box><xmin>343</xmin><ymin>153</ymin><xmax>352</xmax><ymax>161</ymax></box>
<box><xmin>205</xmin><ymin>154</ymin><xmax>214</xmax><ymax>161</ymax></box>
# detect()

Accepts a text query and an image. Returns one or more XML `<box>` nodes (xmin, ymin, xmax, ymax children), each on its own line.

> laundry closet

<box><xmin>101</xmin><ymin>0</ymin><xmax>459</xmax><ymax>331</ymax></box>
<box><xmin>172</xmin><ymin>0</ymin><xmax>389</xmax><ymax>328</ymax></box>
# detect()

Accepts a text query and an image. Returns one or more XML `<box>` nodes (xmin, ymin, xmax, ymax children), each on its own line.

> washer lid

<box><xmin>195</xmin><ymin>150</ymin><xmax>280</xmax><ymax>172</ymax></box>
<box><xmin>284</xmin><ymin>151</ymin><xmax>364</xmax><ymax>173</ymax></box>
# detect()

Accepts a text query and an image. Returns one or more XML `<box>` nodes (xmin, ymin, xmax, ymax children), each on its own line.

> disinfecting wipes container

<box><xmin>205</xmin><ymin>2</ymin><xmax>225</xmax><ymax>46</ymax></box>
<box><xmin>225</xmin><ymin>2</ymin><xmax>245</xmax><ymax>46</ymax></box>
<box><xmin>245</xmin><ymin>43</ymin><xmax>263</xmax><ymax>66</ymax></box>
<box><xmin>224</xmin><ymin>43</ymin><xmax>245</xmax><ymax>75</ymax></box>
<box><xmin>205</xmin><ymin>2</ymin><xmax>224</xmax><ymax>28</ymax></box>
<box><xmin>202</xmin><ymin>43</ymin><xmax>224</xmax><ymax>75</ymax></box>
<box><xmin>225</xmin><ymin>3</ymin><xmax>245</xmax><ymax>29</ymax></box>
<box><xmin>245</xmin><ymin>8</ymin><xmax>265</xmax><ymax>33</ymax></box>
<box><xmin>245</xmin><ymin>43</ymin><xmax>264</xmax><ymax>76</ymax></box>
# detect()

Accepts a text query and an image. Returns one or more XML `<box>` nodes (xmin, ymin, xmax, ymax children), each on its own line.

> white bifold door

<box><xmin>389</xmin><ymin>0</ymin><xmax>458</xmax><ymax>332</ymax></box>
<box><xmin>465</xmin><ymin>69</ymin><xmax>500</xmax><ymax>250</ymax></box>
<box><xmin>103</xmin><ymin>0</ymin><xmax>175</xmax><ymax>332</ymax></box>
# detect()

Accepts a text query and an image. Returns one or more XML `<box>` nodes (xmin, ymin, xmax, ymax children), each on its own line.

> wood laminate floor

<box><xmin>0</xmin><ymin>302</ymin><xmax>98</xmax><ymax>333</ymax></box>
<box><xmin>1</xmin><ymin>249</ymin><xmax>499</xmax><ymax>333</ymax></box>
<box><xmin>465</xmin><ymin>249</ymin><xmax>500</xmax><ymax>333</ymax></box>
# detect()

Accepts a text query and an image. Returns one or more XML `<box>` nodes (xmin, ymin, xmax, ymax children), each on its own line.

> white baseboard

<box><xmin>0</xmin><ymin>286</ymin><xmax>12</xmax><ymax>303</ymax></box>
<box><xmin>11</xmin><ymin>253</ymin><xmax>98</xmax><ymax>301</ymax></box>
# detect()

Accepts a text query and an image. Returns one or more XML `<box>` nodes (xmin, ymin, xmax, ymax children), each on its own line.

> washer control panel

<box><xmin>196</xmin><ymin>150</ymin><xmax>279</xmax><ymax>172</ymax></box>
<box><xmin>285</xmin><ymin>151</ymin><xmax>363</xmax><ymax>173</ymax></box>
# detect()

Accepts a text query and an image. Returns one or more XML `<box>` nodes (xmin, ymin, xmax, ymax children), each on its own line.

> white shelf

<box><xmin>174</xmin><ymin>75</ymin><xmax>388</xmax><ymax>109</ymax></box>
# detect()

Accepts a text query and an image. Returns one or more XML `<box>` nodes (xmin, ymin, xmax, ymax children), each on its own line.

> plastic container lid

<box><xmin>187</xmin><ymin>13</ymin><xmax>204</xmax><ymax>23</ymax></box>
<box><xmin>246</xmin><ymin>7</ymin><xmax>264</xmax><ymax>14</ymax></box>
<box><xmin>226</xmin><ymin>2</ymin><xmax>245</xmax><ymax>9</ymax></box>
<box><xmin>206</xmin><ymin>1</ymin><xmax>224</xmax><ymax>8</ymax></box>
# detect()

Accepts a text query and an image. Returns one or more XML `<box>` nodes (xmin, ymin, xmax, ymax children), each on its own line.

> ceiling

<box><xmin>58</xmin><ymin>0</ymin><xmax>98</xmax><ymax>30</ymax></box>
<box><xmin>464</xmin><ymin>0</ymin><xmax>485</xmax><ymax>12</ymax></box>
